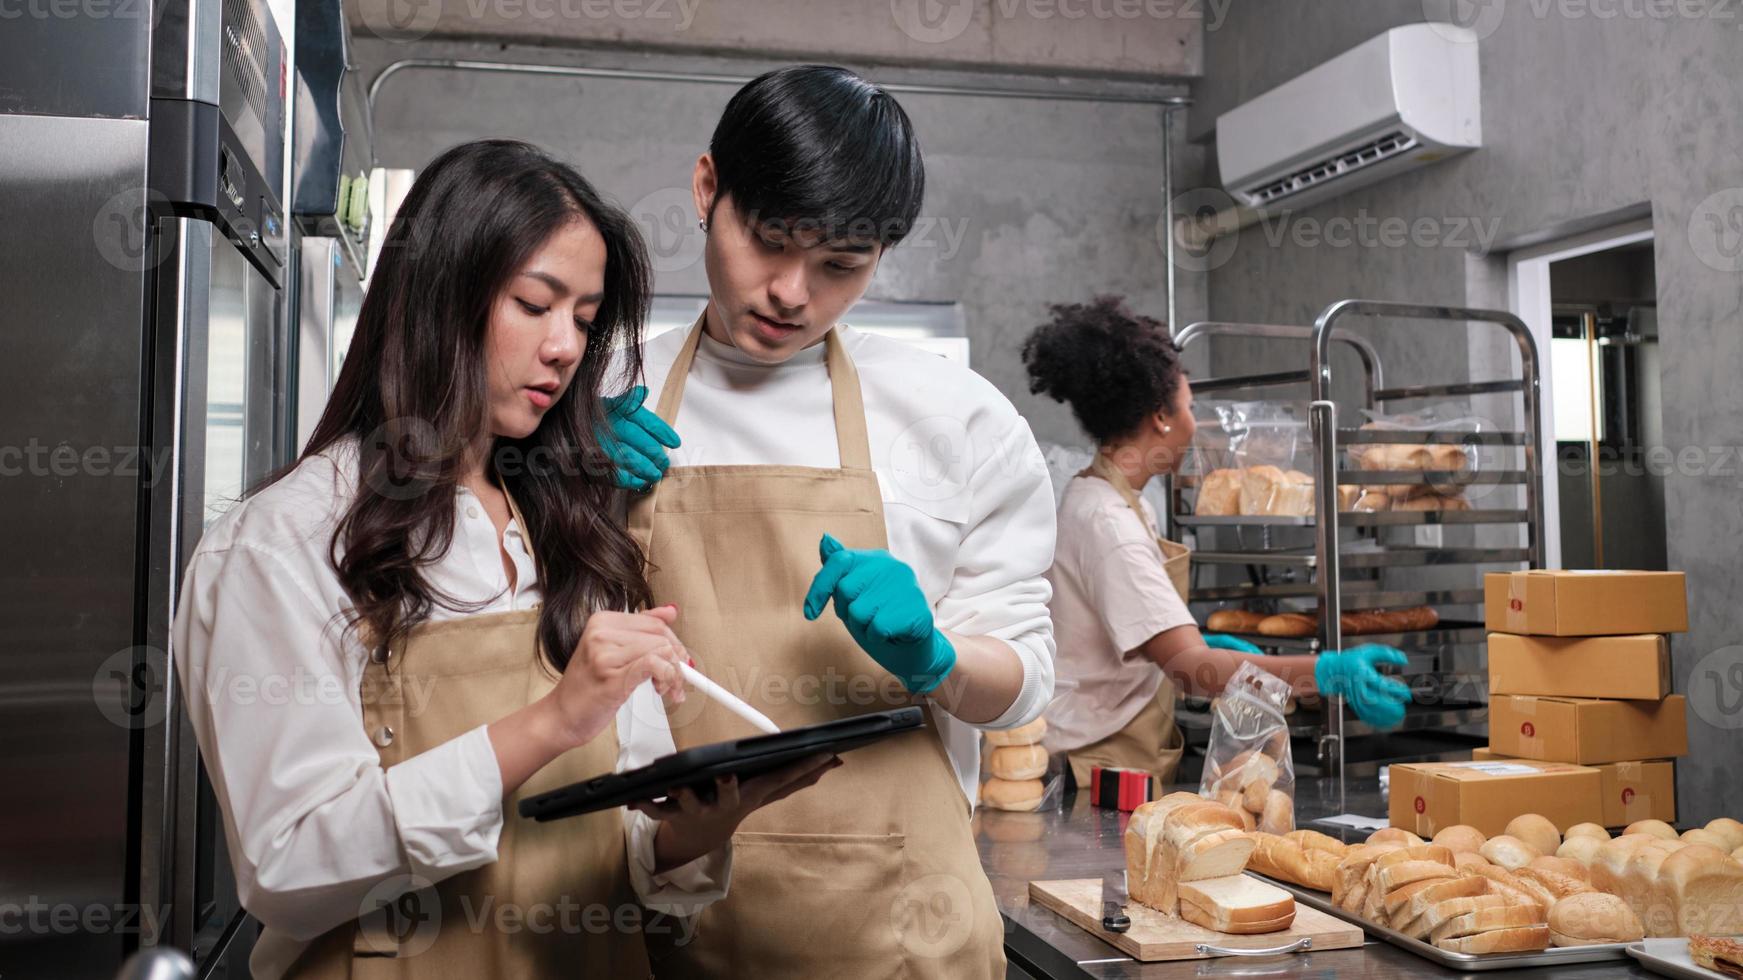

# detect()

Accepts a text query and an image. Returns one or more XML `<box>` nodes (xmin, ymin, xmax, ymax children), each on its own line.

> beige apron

<box><xmin>288</xmin><ymin>493</ymin><xmax>653</xmax><ymax>979</ymax></box>
<box><xmin>1064</xmin><ymin>456</ymin><xmax>1189</xmax><ymax>794</ymax></box>
<box><xmin>627</xmin><ymin>319</ymin><xmax>1005</xmax><ymax>979</ymax></box>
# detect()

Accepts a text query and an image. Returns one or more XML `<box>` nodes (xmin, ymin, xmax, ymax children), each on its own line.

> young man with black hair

<box><xmin>604</xmin><ymin>64</ymin><xmax>1052</xmax><ymax>976</ymax></box>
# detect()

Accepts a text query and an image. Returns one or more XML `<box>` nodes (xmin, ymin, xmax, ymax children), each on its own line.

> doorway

<box><xmin>1510</xmin><ymin>220</ymin><xmax>1667</xmax><ymax>571</ymax></box>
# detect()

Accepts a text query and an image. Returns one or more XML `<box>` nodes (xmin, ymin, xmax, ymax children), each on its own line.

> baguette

<box><xmin>1548</xmin><ymin>892</ymin><xmax>1644</xmax><ymax>946</ymax></box>
<box><xmin>1285</xmin><ymin>829</ymin><xmax>1348</xmax><ymax>858</ymax></box>
<box><xmin>1690</xmin><ymin>935</ymin><xmax>1743</xmax><ymax>980</ymax></box>
<box><xmin>1339</xmin><ymin>606</ymin><xmax>1440</xmax><ymax>634</ymax></box>
<box><xmin>1430</xmin><ymin>904</ymin><xmax>1549</xmax><ymax>945</ymax></box>
<box><xmin>1247</xmin><ymin>832</ymin><xmax>1322</xmax><ymax>889</ymax></box>
<box><xmin>1205</xmin><ymin>609</ymin><xmax>1267</xmax><ymax>634</ymax></box>
<box><xmin>1257</xmin><ymin>612</ymin><xmax>1316</xmax><ymax>638</ymax></box>
<box><xmin>1437</xmin><ymin>925</ymin><xmax>1552</xmax><ymax>954</ymax></box>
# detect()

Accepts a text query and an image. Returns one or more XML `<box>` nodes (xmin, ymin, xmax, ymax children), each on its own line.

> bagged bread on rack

<box><xmin>1200</xmin><ymin>662</ymin><xmax>1296</xmax><ymax>836</ymax></box>
<box><xmin>1347</xmin><ymin>406</ymin><xmax>1495</xmax><ymax>506</ymax></box>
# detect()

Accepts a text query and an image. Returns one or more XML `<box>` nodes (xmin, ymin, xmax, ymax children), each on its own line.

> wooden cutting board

<box><xmin>1028</xmin><ymin>877</ymin><xmax>1364</xmax><ymax>962</ymax></box>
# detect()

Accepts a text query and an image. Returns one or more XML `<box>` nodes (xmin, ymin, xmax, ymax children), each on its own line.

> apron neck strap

<box><xmin>1085</xmin><ymin>453</ymin><xmax>1161</xmax><ymax>541</ymax></box>
<box><xmin>501</xmin><ymin>482</ymin><xmax>540</xmax><ymax>585</ymax></box>
<box><xmin>652</xmin><ymin>313</ymin><xmax>873</xmax><ymax>471</ymax></box>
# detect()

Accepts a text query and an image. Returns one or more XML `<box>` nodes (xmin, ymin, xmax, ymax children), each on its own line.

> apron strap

<box><xmin>1085</xmin><ymin>454</ymin><xmax>1162</xmax><ymax>540</ymax></box>
<box><xmin>1084</xmin><ymin>454</ymin><xmax>1193</xmax><ymax>602</ymax></box>
<box><xmin>651</xmin><ymin>314</ymin><xmax>874</xmax><ymax>471</ymax></box>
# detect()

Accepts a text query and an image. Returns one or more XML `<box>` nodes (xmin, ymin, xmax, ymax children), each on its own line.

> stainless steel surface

<box><xmin>0</xmin><ymin>3</ymin><xmax>150</xmax><ymax>118</ymax></box>
<box><xmin>0</xmin><ymin>113</ymin><xmax>152</xmax><ymax>980</ymax></box>
<box><xmin>1161</xmin><ymin>104</ymin><xmax>1185</xmax><ymax>339</ymax></box>
<box><xmin>1251</xmin><ymin>872</ymin><xmax>1631</xmax><ymax>971</ymax></box>
<box><xmin>1099</xmin><ymin>871</ymin><xmax>1131</xmax><ymax>933</ymax></box>
<box><xmin>114</xmin><ymin>946</ymin><xmax>197</xmax><ymax>980</ymax></box>
<box><xmin>982</xmin><ymin>778</ymin><xmax>1657</xmax><ymax>979</ymax></box>
<box><xmin>1177</xmin><ymin>509</ymin><xmax>1530</xmax><ymax>527</ymax></box>
<box><xmin>1189</xmin><ymin>547</ymin><xmax>1533</xmax><ymax>568</ymax></box>
<box><xmin>1309</xmin><ymin>400</ymin><xmax>1345</xmax><ymax>805</ymax></box>
<box><xmin>1195</xmin><ymin>937</ymin><xmax>1312</xmax><ymax>956</ymax></box>
<box><xmin>150</xmin><ymin>0</ymin><xmax>222</xmax><ymax>104</ymax></box>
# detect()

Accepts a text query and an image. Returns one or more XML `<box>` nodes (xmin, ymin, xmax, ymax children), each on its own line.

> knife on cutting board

<box><xmin>1100</xmin><ymin>871</ymin><xmax>1131</xmax><ymax>933</ymax></box>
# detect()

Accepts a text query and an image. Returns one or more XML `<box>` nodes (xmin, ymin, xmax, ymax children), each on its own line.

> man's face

<box><xmin>695</xmin><ymin>183</ymin><xmax>884</xmax><ymax>363</ymax></box>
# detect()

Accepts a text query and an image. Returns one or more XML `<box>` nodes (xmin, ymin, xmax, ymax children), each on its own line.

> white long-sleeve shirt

<box><xmin>172</xmin><ymin>438</ymin><xmax>727</xmax><ymax>980</ymax></box>
<box><xmin>628</xmin><ymin>325</ymin><xmax>1058</xmax><ymax>802</ymax></box>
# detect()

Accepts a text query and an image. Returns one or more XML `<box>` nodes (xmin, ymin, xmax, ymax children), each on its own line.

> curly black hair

<box><xmin>1022</xmin><ymin>295</ymin><xmax>1185</xmax><ymax>444</ymax></box>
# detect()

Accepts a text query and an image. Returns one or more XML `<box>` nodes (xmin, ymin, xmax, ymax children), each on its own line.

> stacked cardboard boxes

<box><xmin>1475</xmin><ymin>570</ymin><xmax>1689</xmax><ymax>827</ymax></box>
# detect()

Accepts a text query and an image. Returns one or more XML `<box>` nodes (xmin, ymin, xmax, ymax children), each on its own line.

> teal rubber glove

<box><xmin>1315</xmin><ymin>643</ymin><xmax>1413</xmax><ymax>729</ymax></box>
<box><xmin>802</xmin><ymin>534</ymin><xmax>957</xmax><ymax>695</ymax></box>
<box><xmin>598</xmin><ymin>386</ymin><xmax>680</xmax><ymax>491</ymax></box>
<box><xmin>1204</xmin><ymin>633</ymin><xmax>1263</xmax><ymax>654</ymax></box>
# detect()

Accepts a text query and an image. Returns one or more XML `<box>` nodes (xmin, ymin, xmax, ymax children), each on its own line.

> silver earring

<box><xmin>697</xmin><ymin>218</ymin><xmax>708</xmax><ymax>232</ymax></box>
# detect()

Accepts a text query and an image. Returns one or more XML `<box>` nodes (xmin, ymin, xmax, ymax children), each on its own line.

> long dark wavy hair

<box><xmin>273</xmin><ymin>139</ymin><xmax>652</xmax><ymax>670</ymax></box>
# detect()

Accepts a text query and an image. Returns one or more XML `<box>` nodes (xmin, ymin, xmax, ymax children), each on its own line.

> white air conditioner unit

<box><xmin>1216</xmin><ymin>24</ymin><xmax>1482</xmax><ymax>211</ymax></box>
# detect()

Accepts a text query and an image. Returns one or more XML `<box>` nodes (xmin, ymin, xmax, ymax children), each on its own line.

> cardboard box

<box><xmin>1484</xmin><ymin>570</ymin><xmax>1688</xmax><ymax>636</ymax></box>
<box><xmin>1389</xmin><ymin>760</ymin><xmax>1604</xmax><ymax>837</ymax></box>
<box><xmin>1488</xmin><ymin>694</ymin><xmax>1688</xmax><ymax>764</ymax></box>
<box><xmin>1488</xmin><ymin>632</ymin><xmax>1671</xmax><ymax>700</ymax></box>
<box><xmin>1474</xmin><ymin>748</ymin><xmax>1676</xmax><ymax>826</ymax></box>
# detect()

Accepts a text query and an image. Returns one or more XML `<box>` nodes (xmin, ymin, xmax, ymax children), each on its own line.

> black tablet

<box><xmin>518</xmin><ymin>706</ymin><xmax>925</xmax><ymax>822</ymax></box>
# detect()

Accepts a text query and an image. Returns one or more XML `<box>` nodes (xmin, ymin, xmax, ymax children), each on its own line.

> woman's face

<box><xmin>692</xmin><ymin>156</ymin><xmax>881</xmax><ymax>363</ymax></box>
<box><xmin>1158</xmin><ymin>376</ymin><xmax>1197</xmax><ymax>474</ymax></box>
<box><xmin>483</xmin><ymin>216</ymin><xmax>606</xmax><ymax>440</ymax></box>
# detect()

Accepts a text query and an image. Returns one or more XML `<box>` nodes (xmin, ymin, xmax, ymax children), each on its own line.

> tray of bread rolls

<box><xmin>1244</xmin><ymin>813</ymin><xmax>1743</xmax><ymax>970</ymax></box>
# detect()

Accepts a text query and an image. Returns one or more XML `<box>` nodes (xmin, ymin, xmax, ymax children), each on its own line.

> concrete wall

<box><xmin>346</xmin><ymin>0</ymin><xmax>1204</xmax><ymax>79</ymax></box>
<box><xmin>1196</xmin><ymin>1</ymin><xmax>1743</xmax><ymax>821</ymax></box>
<box><xmin>355</xmin><ymin>37</ymin><xmax>1208</xmax><ymax>449</ymax></box>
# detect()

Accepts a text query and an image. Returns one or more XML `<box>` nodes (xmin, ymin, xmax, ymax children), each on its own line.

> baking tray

<box><xmin>1248</xmin><ymin>873</ymin><xmax>1632</xmax><ymax>970</ymax></box>
<box><xmin>1627</xmin><ymin>939</ymin><xmax>1731</xmax><ymax>980</ymax></box>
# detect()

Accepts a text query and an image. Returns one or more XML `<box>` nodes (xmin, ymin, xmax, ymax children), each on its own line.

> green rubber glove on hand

<box><xmin>802</xmin><ymin>534</ymin><xmax>957</xmax><ymax>695</ymax></box>
<box><xmin>1203</xmin><ymin>633</ymin><xmax>1263</xmax><ymax>654</ymax></box>
<box><xmin>1315</xmin><ymin>643</ymin><xmax>1413</xmax><ymax>730</ymax></box>
<box><xmin>598</xmin><ymin>386</ymin><xmax>681</xmax><ymax>491</ymax></box>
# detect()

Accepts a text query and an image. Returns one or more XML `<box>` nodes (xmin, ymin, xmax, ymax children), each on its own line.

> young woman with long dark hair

<box><xmin>173</xmin><ymin>139</ymin><xmax>834</xmax><ymax>978</ymax></box>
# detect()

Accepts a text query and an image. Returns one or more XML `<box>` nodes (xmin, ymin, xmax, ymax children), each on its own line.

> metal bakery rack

<box><xmin>1163</xmin><ymin>300</ymin><xmax>1546</xmax><ymax>811</ymax></box>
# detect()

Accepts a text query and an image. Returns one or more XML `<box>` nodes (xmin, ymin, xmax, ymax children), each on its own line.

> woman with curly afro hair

<box><xmin>1023</xmin><ymin>297</ymin><xmax>1411</xmax><ymax>791</ymax></box>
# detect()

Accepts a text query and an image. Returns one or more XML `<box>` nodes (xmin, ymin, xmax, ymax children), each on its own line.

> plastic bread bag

<box><xmin>976</xmin><ymin>677</ymin><xmax>1075</xmax><ymax>813</ymax></box>
<box><xmin>1199</xmin><ymin>662</ymin><xmax>1296</xmax><ymax>835</ymax></box>
<box><xmin>1193</xmin><ymin>401</ymin><xmax>1313</xmax><ymax>517</ymax></box>
<box><xmin>1347</xmin><ymin>405</ymin><xmax>1493</xmax><ymax>504</ymax></box>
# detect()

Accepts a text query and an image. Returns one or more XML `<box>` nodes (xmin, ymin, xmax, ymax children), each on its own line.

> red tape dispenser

<box><xmin>1089</xmin><ymin>766</ymin><xmax>1156</xmax><ymax>811</ymax></box>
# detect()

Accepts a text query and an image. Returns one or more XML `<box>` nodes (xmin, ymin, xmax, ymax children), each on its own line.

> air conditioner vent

<box><xmin>1245</xmin><ymin>130</ymin><xmax>1420</xmax><ymax>206</ymax></box>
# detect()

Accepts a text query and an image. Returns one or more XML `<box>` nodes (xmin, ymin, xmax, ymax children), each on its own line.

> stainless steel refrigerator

<box><xmin>0</xmin><ymin>0</ymin><xmax>292</xmax><ymax>972</ymax></box>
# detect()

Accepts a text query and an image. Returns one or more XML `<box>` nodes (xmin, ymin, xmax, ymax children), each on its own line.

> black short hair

<box><xmin>1022</xmin><ymin>296</ymin><xmax>1185</xmax><ymax>444</ymax></box>
<box><xmin>709</xmin><ymin>64</ymin><xmax>924</xmax><ymax>247</ymax></box>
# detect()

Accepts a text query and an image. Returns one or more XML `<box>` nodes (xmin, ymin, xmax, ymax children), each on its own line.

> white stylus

<box><xmin>678</xmin><ymin>660</ymin><xmax>781</xmax><ymax>735</ymax></box>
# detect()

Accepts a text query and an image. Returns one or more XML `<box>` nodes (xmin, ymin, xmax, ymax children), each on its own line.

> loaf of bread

<box><xmin>1404</xmin><ymin>893</ymin><xmax>1505</xmax><ymax>940</ymax></box>
<box><xmin>1196</xmin><ymin>468</ymin><xmax>1242</xmax><ymax>516</ymax></box>
<box><xmin>1557</xmin><ymin>836</ymin><xmax>1605</xmax><ymax>865</ymax></box>
<box><xmin>984</xmin><ymin>716</ymin><xmax>1046</xmax><ymax>747</ymax></box>
<box><xmin>1657</xmin><ymin>844</ymin><xmax>1743</xmax><ymax>937</ymax></box>
<box><xmin>1548</xmin><ymin>892</ymin><xmax>1644</xmax><ymax>946</ymax></box>
<box><xmin>1528</xmin><ymin>855</ymin><xmax>1590</xmax><ymax>883</ymax></box>
<box><xmin>1431</xmin><ymin>825</ymin><xmax>1488</xmax><ymax>856</ymax></box>
<box><xmin>1124</xmin><ymin>795</ymin><xmax>1257</xmax><ymax>915</ymax></box>
<box><xmin>1205</xmin><ymin>609</ymin><xmax>1267</xmax><ymax>634</ymax></box>
<box><xmin>987</xmin><ymin>744</ymin><xmax>1048</xmax><ymax>781</ymax></box>
<box><xmin>1123</xmin><ymin>792</ymin><xmax>1210</xmax><ymax>908</ymax></box>
<box><xmin>1271</xmin><ymin>470</ymin><xmax>1316</xmax><ymax>516</ymax></box>
<box><xmin>1238</xmin><ymin>465</ymin><xmax>1286</xmax><ymax>516</ymax></box>
<box><xmin>1438</xmin><ymin>924</ymin><xmax>1552</xmax><ymax>954</ymax></box>
<box><xmin>1705</xmin><ymin>818</ymin><xmax>1743</xmax><ymax>852</ymax></box>
<box><xmin>1257</xmin><ymin>612</ymin><xmax>1316</xmax><ymax>637</ymax></box>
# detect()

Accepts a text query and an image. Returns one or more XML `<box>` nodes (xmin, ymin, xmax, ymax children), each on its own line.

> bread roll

<box><xmin>987</xmin><ymin>744</ymin><xmax>1048</xmax><ymax>780</ymax></box>
<box><xmin>1353</xmin><ymin>490</ymin><xmax>1391</xmax><ymax>512</ymax></box>
<box><xmin>1454</xmin><ymin>851</ymin><xmax>1492</xmax><ymax>870</ymax></box>
<box><xmin>1359</xmin><ymin>443</ymin><xmax>1434</xmax><ymax>471</ymax></box>
<box><xmin>1429</xmin><ymin>444</ymin><xmax>1470</xmax><ymax>471</ymax></box>
<box><xmin>1505</xmin><ymin>814</ymin><xmax>1562</xmax><ymax>858</ymax></box>
<box><xmin>1556</xmin><ymin>836</ymin><xmax>1604</xmax><ymax>865</ymax></box>
<box><xmin>1337</xmin><ymin>484</ymin><xmax>1362</xmax><ymax>510</ymax></box>
<box><xmin>1432</xmin><ymin>825</ymin><xmax>1487</xmax><ymax>855</ymax></box>
<box><xmin>984</xmin><ymin>716</ymin><xmax>1047</xmax><ymax>747</ymax></box>
<box><xmin>1682</xmin><ymin>828</ymin><xmax>1733</xmax><ymax>851</ymax></box>
<box><xmin>1437</xmin><ymin>925</ymin><xmax>1552</xmax><ymax>954</ymax></box>
<box><xmin>979</xmin><ymin>777</ymin><xmax>1044</xmax><ymax>811</ymax></box>
<box><xmin>1563</xmin><ymin>822</ymin><xmax>1610</xmax><ymax>843</ymax></box>
<box><xmin>1368</xmin><ymin>828</ymin><xmax>1425</xmax><ymax>847</ymax></box>
<box><xmin>1548</xmin><ymin>891</ymin><xmax>1644</xmax><ymax>946</ymax></box>
<box><xmin>1258</xmin><ymin>789</ymin><xmax>1294</xmax><ymax>835</ymax></box>
<box><xmin>1590</xmin><ymin>835</ymin><xmax>1662</xmax><ymax>897</ymax></box>
<box><xmin>1205</xmin><ymin>609</ymin><xmax>1267</xmax><ymax>634</ymax></box>
<box><xmin>1704</xmin><ymin>817</ymin><xmax>1743</xmax><ymax>852</ymax></box>
<box><xmin>1480</xmin><ymin>835</ymin><xmax>1542</xmax><ymax>870</ymax></box>
<box><xmin>1235</xmin><ymin>753</ymin><xmax>1280</xmax><ymax>803</ymax></box>
<box><xmin>1528</xmin><ymin>855</ymin><xmax>1590</xmax><ymax>883</ymax></box>
<box><xmin>1624</xmin><ymin>819</ymin><xmax>1679</xmax><ymax>840</ymax></box>
<box><xmin>1658</xmin><ymin>844</ymin><xmax>1743</xmax><ymax>937</ymax></box>
<box><xmin>1196</xmin><ymin>468</ymin><xmax>1242</xmax><ymax>516</ymax></box>
<box><xmin>1257</xmin><ymin>612</ymin><xmax>1316</xmax><ymax>637</ymax></box>
<box><xmin>1235</xmin><ymin>806</ymin><xmax>1256</xmax><ymax>832</ymax></box>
